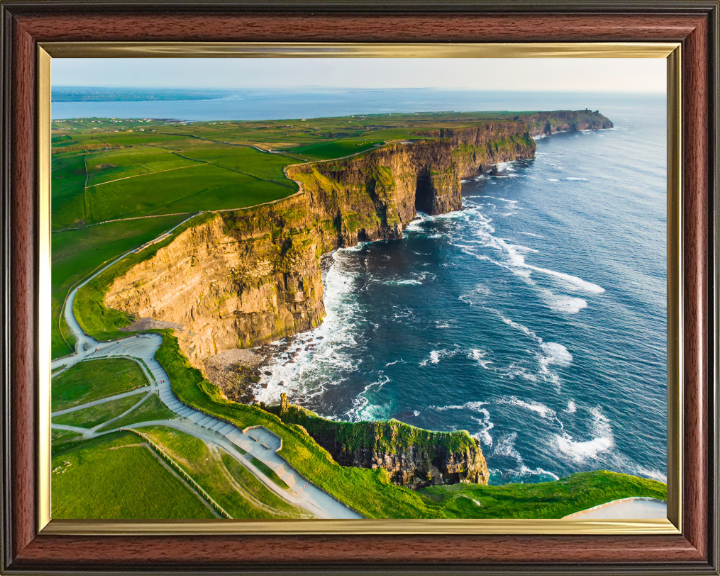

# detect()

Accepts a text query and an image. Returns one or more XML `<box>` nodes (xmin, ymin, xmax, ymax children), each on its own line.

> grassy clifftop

<box><xmin>268</xmin><ymin>403</ymin><xmax>477</xmax><ymax>454</ymax></box>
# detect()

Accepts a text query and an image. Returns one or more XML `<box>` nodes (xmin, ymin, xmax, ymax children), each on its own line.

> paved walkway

<box><xmin>51</xmin><ymin>220</ymin><xmax>361</xmax><ymax>520</ymax></box>
<box><xmin>563</xmin><ymin>498</ymin><xmax>667</xmax><ymax>520</ymax></box>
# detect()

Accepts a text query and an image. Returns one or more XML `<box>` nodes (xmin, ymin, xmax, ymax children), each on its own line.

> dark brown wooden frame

<box><xmin>1</xmin><ymin>1</ymin><xmax>718</xmax><ymax>573</ymax></box>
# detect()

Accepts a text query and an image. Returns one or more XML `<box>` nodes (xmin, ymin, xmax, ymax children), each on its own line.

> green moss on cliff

<box><xmin>268</xmin><ymin>403</ymin><xmax>478</xmax><ymax>455</ymax></box>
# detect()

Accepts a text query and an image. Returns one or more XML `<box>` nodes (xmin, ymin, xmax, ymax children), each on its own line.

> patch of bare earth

<box><xmin>202</xmin><ymin>348</ymin><xmax>264</xmax><ymax>404</ymax></box>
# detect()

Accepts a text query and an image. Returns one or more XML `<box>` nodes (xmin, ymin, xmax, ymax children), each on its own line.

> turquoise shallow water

<box><xmin>55</xmin><ymin>89</ymin><xmax>667</xmax><ymax>485</ymax></box>
<box><xmin>252</xmin><ymin>94</ymin><xmax>667</xmax><ymax>486</ymax></box>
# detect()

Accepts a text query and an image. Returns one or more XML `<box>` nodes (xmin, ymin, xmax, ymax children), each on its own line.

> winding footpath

<box><xmin>51</xmin><ymin>218</ymin><xmax>361</xmax><ymax>520</ymax></box>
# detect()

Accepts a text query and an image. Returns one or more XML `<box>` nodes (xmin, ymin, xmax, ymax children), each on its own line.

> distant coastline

<box><xmin>52</xmin><ymin>86</ymin><xmax>230</xmax><ymax>102</ymax></box>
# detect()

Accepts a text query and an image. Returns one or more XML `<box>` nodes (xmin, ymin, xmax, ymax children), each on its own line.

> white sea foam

<box><xmin>498</xmin><ymin>313</ymin><xmax>541</xmax><ymax>343</ymax></box>
<box><xmin>500</xmin><ymin>364</ymin><xmax>539</xmax><ymax>383</ymax></box>
<box><xmin>520</xmin><ymin>466</ymin><xmax>560</xmax><ymax>480</ymax></box>
<box><xmin>458</xmin><ymin>284</ymin><xmax>491</xmax><ymax>307</ymax></box>
<box><xmin>564</xmin><ymin>177</ymin><xmax>589</xmax><ymax>181</ymax></box>
<box><xmin>385</xmin><ymin>278</ymin><xmax>422</xmax><ymax>286</ymax></box>
<box><xmin>253</xmin><ymin>249</ymin><xmax>363</xmax><ymax>405</ymax></box>
<box><xmin>494</xmin><ymin>311</ymin><xmax>573</xmax><ymax>387</ymax></box>
<box><xmin>528</xmin><ymin>264</ymin><xmax>605</xmax><ymax>294</ymax></box>
<box><xmin>346</xmin><ymin>374</ymin><xmax>391</xmax><ymax>422</ymax></box>
<box><xmin>539</xmin><ymin>342</ymin><xmax>573</xmax><ymax>385</ymax></box>
<box><xmin>461</xmin><ymin>211</ymin><xmax>604</xmax><ymax>297</ymax></box>
<box><xmin>547</xmin><ymin>178</ymin><xmax>559</xmax><ymax>182</ymax></box>
<box><xmin>497</xmin><ymin>396</ymin><xmax>556</xmax><ymax>419</ymax></box>
<box><xmin>468</xmin><ymin>348</ymin><xmax>493</xmax><ymax>369</ymax></box>
<box><xmin>430</xmin><ymin>400</ymin><xmax>488</xmax><ymax>412</ymax></box>
<box><xmin>419</xmin><ymin>347</ymin><xmax>461</xmax><ymax>367</ymax></box>
<box><xmin>493</xmin><ymin>432</ymin><xmax>524</xmax><ymax>467</ymax></box>
<box><xmin>472</xmin><ymin>410</ymin><xmax>495</xmax><ymax>447</ymax></box>
<box><xmin>632</xmin><ymin>466</ymin><xmax>667</xmax><ymax>483</ymax></box>
<box><xmin>565</xmin><ymin>400</ymin><xmax>577</xmax><ymax>414</ymax></box>
<box><xmin>538</xmin><ymin>288</ymin><xmax>588</xmax><ymax>314</ymax></box>
<box><xmin>555</xmin><ymin>407</ymin><xmax>614</xmax><ymax>462</ymax></box>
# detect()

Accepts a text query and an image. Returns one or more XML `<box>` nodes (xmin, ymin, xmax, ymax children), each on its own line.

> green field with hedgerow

<box><xmin>51</xmin><ymin>432</ymin><xmax>217</xmax><ymax>519</ymax></box>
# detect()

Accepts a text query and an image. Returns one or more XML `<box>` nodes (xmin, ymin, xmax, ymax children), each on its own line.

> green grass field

<box><xmin>140</xmin><ymin>425</ymin><xmax>309</xmax><ymax>519</ymax></box>
<box><xmin>418</xmin><ymin>470</ymin><xmax>667</xmax><ymax>519</ymax></box>
<box><xmin>100</xmin><ymin>394</ymin><xmax>176</xmax><ymax>430</ymax></box>
<box><xmin>51</xmin><ymin>432</ymin><xmax>217</xmax><ymax>519</ymax></box>
<box><xmin>220</xmin><ymin>452</ymin><xmax>307</xmax><ymax>517</ymax></box>
<box><xmin>52</xmin><ymin>358</ymin><xmax>148</xmax><ymax>411</ymax></box>
<box><xmin>250</xmin><ymin>456</ymin><xmax>291</xmax><ymax>491</ymax></box>
<box><xmin>51</xmin><ymin>429</ymin><xmax>84</xmax><ymax>454</ymax></box>
<box><xmin>53</xmin><ymin>393</ymin><xmax>145</xmax><ymax>429</ymax></box>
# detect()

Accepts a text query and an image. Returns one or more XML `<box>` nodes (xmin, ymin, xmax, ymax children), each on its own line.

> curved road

<box><xmin>51</xmin><ymin>218</ymin><xmax>360</xmax><ymax>520</ymax></box>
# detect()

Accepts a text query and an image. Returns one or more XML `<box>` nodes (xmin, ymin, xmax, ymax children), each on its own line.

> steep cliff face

<box><xmin>269</xmin><ymin>399</ymin><xmax>489</xmax><ymax>489</ymax></box>
<box><xmin>290</xmin><ymin>122</ymin><xmax>535</xmax><ymax>247</ymax></box>
<box><xmin>105</xmin><ymin>122</ymin><xmax>536</xmax><ymax>367</ymax></box>
<box><xmin>520</xmin><ymin>110</ymin><xmax>614</xmax><ymax>137</ymax></box>
<box><xmin>105</xmin><ymin>197</ymin><xmax>325</xmax><ymax>366</ymax></box>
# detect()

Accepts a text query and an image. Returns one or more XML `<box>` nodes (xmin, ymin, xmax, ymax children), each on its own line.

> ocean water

<box><xmin>251</xmin><ymin>95</ymin><xmax>668</xmax><ymax>486</ymax></box>
<box><xmin>53</xmin><ymin>88</ymin><xmax>667</xmax><ymax>485</ymax></box>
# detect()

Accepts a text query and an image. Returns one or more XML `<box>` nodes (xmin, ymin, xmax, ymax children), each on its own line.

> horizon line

<box><xmin>51</xmin><ymin>85</ymin><xmax>667</xmax><ymax>95</ymax></box>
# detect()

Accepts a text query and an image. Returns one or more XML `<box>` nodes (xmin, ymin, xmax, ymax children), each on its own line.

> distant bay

<box><xmin>51</xmin><ymin>88</ymin><xmax>664</xmax><ymax>123</ymax></box>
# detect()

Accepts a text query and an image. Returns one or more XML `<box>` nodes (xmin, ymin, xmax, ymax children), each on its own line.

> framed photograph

<box><xmin>1</xmin><ymin>1</ymin><xmax>717</xmax><ymax>574</ymax></box>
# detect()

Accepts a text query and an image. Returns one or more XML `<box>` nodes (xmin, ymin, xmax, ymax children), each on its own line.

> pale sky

<box><xmin>53</xmin><ymin>58</ymin><xmax>666</xmax><ymax>93</ymax></box>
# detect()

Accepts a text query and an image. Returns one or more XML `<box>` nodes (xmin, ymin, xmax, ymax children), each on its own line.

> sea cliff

<box><xmin>105</xmin><ymin>111</ymin><xmax>612</xmax><ymax>376</ymax></box>
<box><xmin>105</xmin><ymin>119</ymin><xmax>547</xmax><ymax>366</ymax></box>
<box><xmin>103</xmin><ymin>110</ymin><xmax>611</xmax><ymax>486</ymax></box>
<box><xmin>267</xmin><ymin>395</ymin><xmax>489</xmax><ymax>489</ymax></box>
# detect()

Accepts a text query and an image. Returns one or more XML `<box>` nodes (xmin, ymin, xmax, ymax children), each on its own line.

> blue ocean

<box><xmin>54</xmin><ymin>89</ymin><xmax>667</xmax><ymax>485</ymax></box>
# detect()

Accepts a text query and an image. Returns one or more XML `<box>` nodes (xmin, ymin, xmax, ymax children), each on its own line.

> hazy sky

<box><xmin>53</xmin><ymin>58</ymin><xmax>666</xmax><ymax>93</ymax></box>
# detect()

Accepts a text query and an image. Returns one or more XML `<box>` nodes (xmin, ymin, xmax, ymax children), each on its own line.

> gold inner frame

<box><xmin>38</xmin><ymin>42</ymin><xmax>682</xmax><ymax>535</ymax></box>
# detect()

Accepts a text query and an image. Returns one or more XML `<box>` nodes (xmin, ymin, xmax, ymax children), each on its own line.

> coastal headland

<box><xmin>74</xmin><ymin>110</ymin><xmax>609</xmax><ymax>488</ymax></box>
<box><xmin>50</xmin><ymin>109</ymin><xmax>667</xmax><ymax>519</ymax></box>
<box><xmin>101</xmin><ymin>111</ymin><xmax>613</xmax><ymax>379</ymax></box>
